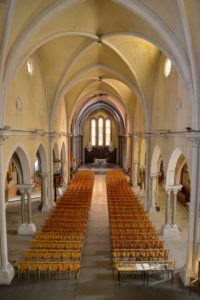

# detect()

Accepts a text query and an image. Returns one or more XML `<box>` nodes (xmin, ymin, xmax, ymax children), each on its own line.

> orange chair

<box><xmin>59</xmin><ymin>263</ymin><xmax>70</xmax><ymax>279</ymax></box>
<box><xmin>28</xmin><ymin>262</ymin><xmax>39</xmax><ymax>279</ymax></box>
<box><xmin>39</xmin><ymin>263</ymin><xmax>49</xmax><ymax>279</ymax></box>
<box><xmin>17</xmin><ymin>261</ymin><xmax>28</xmax><ymax>279</ymax></box>
<box><xmin>48</xmin><ymin>263</ymin><xmax>58</xmax><ymax>280</ymax></box>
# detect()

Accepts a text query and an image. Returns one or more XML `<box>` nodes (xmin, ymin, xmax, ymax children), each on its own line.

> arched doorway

<box><xmin>163</xmin><ymin>147</ymin><xmax>190</xmax><ymax>271</ymax></box>
<box><xmin>5</xmin><ymin>145</ymin><xmax>35</xmax><ymax>236</ymax></box>
<box><xmin>34</xmin><ymin>144</ymin><xmax>49</xmax><ymax>212</ymax></box>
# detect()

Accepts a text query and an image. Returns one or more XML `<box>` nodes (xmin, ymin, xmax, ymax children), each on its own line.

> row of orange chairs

<box><xmin>106</xmin><ymin>171</ymin><xmax>171</xmax><ymax>272</ymax></box>
<box><xmin>17</xmin><ymin>171</ymin><xmax>94</xmax><ymax>280</ymax></box>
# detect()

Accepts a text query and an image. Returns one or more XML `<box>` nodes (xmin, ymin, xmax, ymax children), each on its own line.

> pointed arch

<box><xmin>151</xmin><ymin>145</ymin><xmax>162</xmax><ymax>174</ymax></box>
<box><xmin>53</xmin><ymin>142</ymin><xmax>59</xmax><ymax>160</ymax></box>
<box><xmin>5</xmin><ymin>142</ymin><xmax>31</xmax><ymax>184</ymax></box>
<box><xmin>166</xmin><ymin>147</ymin><xmax>183</xmax><ymax>186</ymax></box>
<box><xmin>35</xmin><ymin>143</ymin><xmax>48</xmax><ymax>172</ymax></box>
<box><xmin>61</xmin><ymin>142</ymin><xmax>67</xmax><ymax>161</ymax></box>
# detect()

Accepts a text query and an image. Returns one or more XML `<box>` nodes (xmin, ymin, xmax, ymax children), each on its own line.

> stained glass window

<box><xmin>91</xmin><ymin>119</ymin><xmax>96</xmax><ymax>146</ymax></box>
<box><xmin>98</xmin><ymin>117</ymin><xmax>103</xmax><ymax>146</ymax></box>
<box><xmin>105</xmin><ymin>119</ymin><xmax>111</xmax><ymax>146</ymax></box>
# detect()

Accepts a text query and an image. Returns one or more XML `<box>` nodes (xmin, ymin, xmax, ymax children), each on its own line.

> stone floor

<box><xmin>139</xmin><ymin>185</ymin><xmax>189</xmax><ymax>271</ymax></box>
<box><xmin>0</xmin><ymin>174</ymin><xmax>198</xmax><ymax>300</ymax></box>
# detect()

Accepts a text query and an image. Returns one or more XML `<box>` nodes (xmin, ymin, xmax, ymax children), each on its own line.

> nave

<box><xmin>0</xmin><ymin>173</ymin><xmax>197</xmax><ymax>300</ymax></box>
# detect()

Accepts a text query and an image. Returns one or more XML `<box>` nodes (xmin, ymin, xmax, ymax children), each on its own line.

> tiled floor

<box><xmin>0</xmin><ymin>174</ymin><xmax>198</xmax><ymax>300</ymax></box>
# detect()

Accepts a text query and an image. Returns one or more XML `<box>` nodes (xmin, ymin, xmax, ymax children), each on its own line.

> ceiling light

<box><xmin>97</xmin><ymin>34</ymin><xmax>102</xmax><ymax>46</ymax></box>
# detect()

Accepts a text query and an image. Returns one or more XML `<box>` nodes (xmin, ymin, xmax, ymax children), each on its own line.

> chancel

<box><xmin>0</xmin><ymin>1</ymin><xmax>200</xmax><ymax>299</ymax></box>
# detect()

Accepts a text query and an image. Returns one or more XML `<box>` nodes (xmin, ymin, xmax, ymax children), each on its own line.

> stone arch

<box><xmin>34</xmin><ymin>143</ymin><xmax>48</xmax><ymax>173</ymax></box>
<box><xmin>166</xmin><ymin>147</ymin><xmax>183</xmax><ymax>186</ymax></box>
<box><xmin>53</xmin><ymin>142</ymin><xmax>59</xmax><ymax>160</ymax></box>
<box><xmin>175</xmin><ymin>158</ymin><xmax>187</xmax><ymax>185</ymax></box>
<box><xmin>5</xmin><ymin>142</ymin><xmax>31</xmax><ymax>184</ymax></box>
<box><xmin>61</xmin><ymin>142</ymin><xmax>67</xmax><ymax>161</ymax></box>
<box><xmin>151</xmin><ymin>145</ymin><xmax>162</xmax><ymax>174</ymax></box>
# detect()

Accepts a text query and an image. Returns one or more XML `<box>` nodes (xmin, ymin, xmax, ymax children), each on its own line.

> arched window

<box><xmin>105</xmin><ymin>119</ymin><xmax>111</xmax><ymax>146</ymax></box>
<box><xmin>91</xmin><ymin>118</ymin><xmax>96</xmax><ymax>146</ymax></box>
<box><xmin>98</xmin><ymin>117</ymin><xmax>104</xmax><ymax>146</ymax></box>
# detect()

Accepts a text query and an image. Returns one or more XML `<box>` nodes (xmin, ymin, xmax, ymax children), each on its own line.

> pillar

<box><xmin>40</xmin><ymin>172</ymin><xmax>50</xmax><ymax>212</ymax></box>
<box><xmin>162</xmin><ymin>185</ymin><xmax>182</xmax><ymax>240</ymax></box>
<box><xmin>144</xmin><ymin>133</ymin><xmax>151</xmax><ymax>211</ymax></box>
<box><xmin>172</xmin><ymin>185</ymin><xmax>182</xmax><ymax>226</ymax></box>
<box><xmin>67</xmin><ymin>134</ymin><xmax>72</xmax><ymax>183</ymax></box>
<box><xmin>180</xmin><ymin>137</ymin><xmax>200</xmax><ymax>285</ymax></box>
<box><xmin>133</xmin><ymin>160</ymin><xmax>139</xmax><ymax>187</ymax></box>
<box><xmin>148</xmin><ymin>173</ymin><xmax>159</xmax><ymax>214</ymax></box>
<box><xmin>16</xmin><ymin>185</ymin><xmax>25</xmax><ymax>228</ymax></box>
<box><xmin>26</xmin><ymin>187</ymin><xmax>32</xmax><ymax>224</ymax></box>
<box><xmin>165</xmin><ymin>186</ymin><xmax>171</xmax><ymax>226</ymax></box>
<box><xmin>17</xmin><ymin>184</ymin><xmax>36</xmax><ymax>235</ymax></box>
<box><xmin>129</xmin><ymin>135</ymin><xmax>133</xmax><ymax>185</ymax></box>
<box><xmin>139</xmin><ymin>166</ymin><xmax>145</xmax><ymax>196</ymax></box>
<box><xmin>0</xmin><ymin>137</ymin><xmax>15</xmax><ymax>284</ymax></box>
<box><xmin>49</xmin><ymin>135</ymin><xmax>55</xmax><ymax>208</ymax></box>
<box><xmin>61</xmin><ymin>160</ymin><xmax>67</xmax><ymax>186</ymax></box>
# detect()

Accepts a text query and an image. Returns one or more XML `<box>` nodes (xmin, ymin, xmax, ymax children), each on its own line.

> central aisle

<box><xmin>75</xmin><ymin>174</ymin><xmax>116</xmax><ymax>299</ymax></box>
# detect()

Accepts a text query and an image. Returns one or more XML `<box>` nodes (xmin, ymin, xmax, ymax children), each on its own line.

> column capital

<box><xmin>151</xmin><ymin>172</ymin><xmax>160</xmax><ymax>179</ymax></box>
<box><xmin>0</xmin><ymin>134</ymin><xmax>9</xmax><ymax>145</ymax></box>
<box><xmin>16</xmin><ymin>184</ymin><xmax>27</xmax><ymax>194</ymax></box>
<box><xmin>172</xmin><ymin>184</ymin><xmax>182</xmax><ymax>194</ymax></box>
<box><xmin>140</xmin><ymin>165</ymin><xmax>146</xmax><ymax>170</ymax></box>
<box><xmin>40</xmin><ymin>172</ymin><xmax>49</xmax><ymax>178</ymax></box>
<box><xmin>186</xmin><ymin>133</ymin><xmax>200</xmax><ymax>145</ymax></box>
<box><xmin>67</xmin><ymin>133</ymin><xmax>73</xmax><ymax>137</ymax></box>
<box><xmin>17</xmin><ymin>184</ymin><xmax>33</xmax><ymax>194</ymax></box>
<box><xmin>164</xmin><ymin>185</ymin><xmax>173</xmax><ymax>193</ymax></box>
<box><xmin>143</xmin><ymin>133</ymin><xmax>151</xmax><ymax>140</ymax></box>
<box><xmin>49</xmin><ymin>132</ymin><xmax>56</xmax><ymax>139</ymax></box>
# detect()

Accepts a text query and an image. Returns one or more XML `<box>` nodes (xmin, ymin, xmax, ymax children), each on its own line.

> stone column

<box><xmin>180</xmin><ymin>137</ymin><xmax>200</xmax><ymax>285</ymax></box>
<box><xmin>26</xmin><ymin>186</ymin><xmax>32</xmax><ymax>224</ymax></box>
<box><xmin>161</xmin><ymin>185</ymin><xmax>172</xmax><ymax>236</ymax></box>
<box><xmin>80</xmin><ymin>134</ymin><xmax>84</xmax><ymax>165</ymax></box>
<box><xmin>16</xmin><ymin>185</ymin><xmax>25</xmax><ymax>225</ymax></box>
<box><xmin>139</xmin><ymin>166</ymin><xmax>145</xmax><ymax>196</ymax></box>
<box><xmin>133</xmin><ymin>160</ymin><xmax>139</xmax><ymax>187</ymax></box>
<box><xmin>165</xmin><ymin>186</ymin><xmax>171</xmax><ymax>226</ymax></box>
<box><xmin>148</xmin><ymin>173</ymin><xmax>159</xmax><ymax>214</ymax></box>
<box><xmin>40</xmin><ymin>172</ymin><xmax>50</xmax><ymax>212</ymax></box>
<box><xmin>49</xmin><ymin>135</ymin><xmax>55</xmax><ymax>208</ymax></box>
<box><xmin>61</xmin><ymin>160</ymin><xmax>67</xmax><ymax>186</ymax></box>
<box><xmin>172</xmin><ymin>185</ymin><xmax>182</xmax><ymax>226</ymax></box>
<box><xmin>123</xmin><ymin>136</ymin><xmax>128</xmax><ymax>172</ymax></box>
<box><xmin>144</xmin><ymin>133</ymin><xmax>151</xmax><ymax>211</ymax></box>
<box><xmin>67</xmin><ymin>134</ymin><xmax>72</xmax><ymax>184</ymax></box>
<box><xmin>18</xmin><ymin>184</ymin><xmax>36</xmax><ymax>235</ymax></box>
<box><xmin>162</xmin><ymin>185</ymin><xmax>182</xmax><ymax>240</ymax></box>
<box><xmin>0</xmin><ymin>136</ymin><xmax>15</xmax><ymax>284</ymax></box>
<box><xmin>129</xmin><ymin>135</ymin><xmax>133</xmax><ymax>185</ymax></box>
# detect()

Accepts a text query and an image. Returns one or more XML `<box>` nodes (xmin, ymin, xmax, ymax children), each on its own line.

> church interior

<box><xmin>0</xmin><ymin>0</ymin><xmax>200</xmax><ymax>299</ymax></box>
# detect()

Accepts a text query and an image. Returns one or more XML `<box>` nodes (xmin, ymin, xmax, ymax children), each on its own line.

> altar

<box><xmin>94</xmin><ymin>158</ymin><xmax>107</xmax><ymax>167</ymax></box>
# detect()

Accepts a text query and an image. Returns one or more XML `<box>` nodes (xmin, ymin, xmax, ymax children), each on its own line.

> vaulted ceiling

<box><xmin>2</xmin><ymin>0</ymin><xmax>195</xmax><ymax>132</ymax></box>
